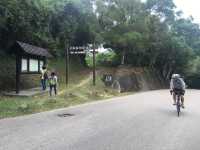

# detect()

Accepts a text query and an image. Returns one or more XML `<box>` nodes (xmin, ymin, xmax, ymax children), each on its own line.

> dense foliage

<box><xmin>0</xmin><ymin>0</ymin><xmax>96</xmax><ymax>53</ymax></box>
<box><xmin>86</xmin><ymin>50</ymin><xmax>120</xmax><ymax>67</ymax></box>
<box><xmin>1</xmin><ymin>0</ymin><xmax>200</xmax><ymax>86</ymax></box>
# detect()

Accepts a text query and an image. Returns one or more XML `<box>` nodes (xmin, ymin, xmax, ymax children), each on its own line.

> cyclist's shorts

<box><xmin>173</xmin><ymin>89</ymin><xmax>185</xmax><ymax>95</ymax></box>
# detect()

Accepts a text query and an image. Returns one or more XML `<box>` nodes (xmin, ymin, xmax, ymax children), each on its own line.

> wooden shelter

<box><xmin>12</xmin><ymin>41</ymin><xmax>52</xmax><ymax>93</ymax></box>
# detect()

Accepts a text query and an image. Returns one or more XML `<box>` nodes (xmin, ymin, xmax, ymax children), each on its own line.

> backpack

<box><xmin>49</xmin><ymin>76</ymin><xmax>57</xmax><ymax>85</ymax></box>
<box><xmin>173</xmin><ymin>77</ymin><xmax>184</xmax><ymax>90</ymax></box>
<box><xmin>44</xmin><ymin>72</ymin><xmax>48</xmax><ymax>79</ymax></box>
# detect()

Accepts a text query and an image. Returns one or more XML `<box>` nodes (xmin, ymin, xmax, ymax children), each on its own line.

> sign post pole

<box><xmin>93</xmin><ymin>43</ymin><xmax>96</xmax><ymax>86</ymax></box>
<box><xmin>65</xmin><ymin>46</ymin><xmax>70</xmax><ymax>86</ymax></box>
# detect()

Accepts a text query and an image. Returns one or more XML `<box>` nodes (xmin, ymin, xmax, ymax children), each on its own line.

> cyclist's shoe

<box><xmin>173</xmin><ymin>103</ymin><xmax>176</xmax><ymax>105</ymax></box>
<box><xmin>181</xmin><ymin>104</ymin><xmax>185</xmax><ymax>109</ymax></box>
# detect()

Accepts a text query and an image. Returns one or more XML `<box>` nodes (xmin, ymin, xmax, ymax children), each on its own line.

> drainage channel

<box><xmin>57</xmin><ymin>113</ymin><xmax>75</xmax><ymax>117</ymax></box>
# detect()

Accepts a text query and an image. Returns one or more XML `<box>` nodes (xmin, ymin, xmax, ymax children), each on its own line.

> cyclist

<box><xmin>170</xmin><ymin>74</ymin><xmax>186</xmax><ymax>108</ymax></box>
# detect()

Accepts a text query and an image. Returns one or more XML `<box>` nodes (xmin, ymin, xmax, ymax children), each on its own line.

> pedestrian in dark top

<box><xmin>40</xmin><ymin>66</ymin><xmax>48</xmax><ymax>90</ymax></box>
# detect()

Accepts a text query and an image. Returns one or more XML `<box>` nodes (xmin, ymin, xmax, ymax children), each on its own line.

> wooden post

<box><xmin>38</xmin><ymin>59</ymin><xmax>40</xmax><ymax>72</ymax></box>
<box><xmin>44</xmin><ymin>57</ymin><xmax>47</xmax><ymax>66</ymax></box>
<box><xmin>27</xmin><ymin>58</ymin><xmax>30</xmax><ymax>72</ymax></box>
<box><xmin>121</xmin><ymin>49</ymin><xmax>125</xmax><ymax>65</ymax></box>
<box><xmin>65</xmin><ymin>46</ymin><xmax>70</xmax><ymax>86</ymax></box>
<box><xmin>16</xmin><ymin>55</ymin><xmax>21</xmax><ymax>94</ymax></box>
<box><xmin>93</xmin><ymin>43</ymin><xmax>96</xmax><ymax>86</ymax></box>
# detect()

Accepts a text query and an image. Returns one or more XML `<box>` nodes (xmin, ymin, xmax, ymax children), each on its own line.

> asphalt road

<box><xmin>1</xmin><ymin>90</ymin><xmax>200</xmax><ymax>150</ymax></box>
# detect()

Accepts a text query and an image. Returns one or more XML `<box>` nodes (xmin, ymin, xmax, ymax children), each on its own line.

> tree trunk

<box><xmin>166</xmin><ymin>66</ymin><xmax>173</xmax><ymax>80</ymax></box>
<box><xmin>162</xmin><ymin>63</ymin><xmax>168</xmax><ymax>78</ymax></box>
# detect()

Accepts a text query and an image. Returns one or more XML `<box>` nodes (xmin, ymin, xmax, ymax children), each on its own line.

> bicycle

<box><xmin>173</xmin><ymin>90</ymin><xmax>182</xmax><ymax>117</ymax></box>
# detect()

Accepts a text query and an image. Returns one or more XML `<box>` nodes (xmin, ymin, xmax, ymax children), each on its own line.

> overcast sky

<box><xmin>140</xmin><ymin>0</ymin><xmax>200</xmax><ymax>24</ymax></box>
<box><xmin>174</xmin><ymin>0</ymin><xmax>200</xmax><ymax>23</ymax></box>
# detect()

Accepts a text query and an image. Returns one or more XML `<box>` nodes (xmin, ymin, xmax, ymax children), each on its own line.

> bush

<box><xmin>86</xmin><ymin>50</ymin><xmax>120</xmax><ymax>67</ymax></box>
<box><xmin>184</xmin><ymin>56</ymin><xmax>200</xmax><ymax>88</ymax></box>
<box><xmin>0</xmin><ymin>53</ymin><xmax>16</xmax><ymax>91</ymax></box>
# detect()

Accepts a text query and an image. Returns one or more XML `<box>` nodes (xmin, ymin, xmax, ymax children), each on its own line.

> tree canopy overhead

<box><xmin>1</xmin><ymin>0</ymin><xmax>200</xmax><ymax>82</ymax></box>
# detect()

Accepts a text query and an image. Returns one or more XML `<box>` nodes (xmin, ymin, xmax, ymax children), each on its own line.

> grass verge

<box><xmin>0</xmin><ymin>71</ymin><xmax>132</xmax><ymax>119</ymax></box>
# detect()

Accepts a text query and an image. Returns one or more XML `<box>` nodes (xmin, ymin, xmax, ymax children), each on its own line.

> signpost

<box><xmin>92</xmin><ymin>44</ymin><xmax>96</xmax><ymax>86</ymax></box>
<box><xmin>65</xmin><ymin>46</ymin><xmax>69</xmax><ymax>86</ymax></box>
<box><xmin>65</xmin><ymin>44</ymin><xmax>98</xmax><ymax>86</ymax></box>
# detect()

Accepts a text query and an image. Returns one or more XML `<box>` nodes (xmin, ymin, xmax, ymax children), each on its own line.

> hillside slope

<box><xmin>100</xmin><ymin>66</ymin><xmax>166</xmax><ymax>92</ymax></box>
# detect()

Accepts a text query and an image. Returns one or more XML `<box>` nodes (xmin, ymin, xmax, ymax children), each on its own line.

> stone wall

<box><xmin>101</xmin><ymin>66</ymin><xmax>167</xmax><ymax>93</ymax></box>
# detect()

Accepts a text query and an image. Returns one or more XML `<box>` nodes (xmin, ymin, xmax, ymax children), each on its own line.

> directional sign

<box><xmin>66</xmin><ymin>44</ymin><xmax>98</xmax><ymax>86</ymax></box>
<box><xmin>69</xmin><ymin>46</ymin><xmax>90</xmax><ymax>55</ymax></box>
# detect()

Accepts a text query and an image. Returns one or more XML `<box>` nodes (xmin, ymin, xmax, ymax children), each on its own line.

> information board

<box><xmin>21</xmin><ymin>58</ymin><xmax>28</xmax><ymax>72</ymax></box>
<box><xmin>29</xmin><ymin>59</ymin><xmax>38</xmax><ymax>72</ymax></box>
<box><xmin>21</xmin><ymin>58</ymin><xmax>44</xmax><ymax>73</ymax></box>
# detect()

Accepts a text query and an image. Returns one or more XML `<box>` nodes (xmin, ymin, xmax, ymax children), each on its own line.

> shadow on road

<box><xmin>156</xmin><ymin>108</ymin><xmax>189</xmax><ymax>118</ymax></box>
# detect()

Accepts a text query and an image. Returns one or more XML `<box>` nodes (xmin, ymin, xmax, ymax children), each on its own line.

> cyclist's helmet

<box><xmin>172</xmin><ymin>74</ymin><xmax>180</xmax><ymax>79</ymax></box>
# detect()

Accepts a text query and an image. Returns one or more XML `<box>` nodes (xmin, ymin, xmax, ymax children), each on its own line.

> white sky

<box><xmin>141</xmin><ymin>0</ymin><xmax>200</xmax><ymax>24</ymax></box>
<box><xmin>174</xmin><ymin>0</ymin><xmax>200</xmax><ymax>24</ymax></box>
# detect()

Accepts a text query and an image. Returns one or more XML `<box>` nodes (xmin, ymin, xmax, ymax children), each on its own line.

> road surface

<box><xmin>1</xmin><ymin>90</ymin><xmax>200</xmax><ymax>150</ymax></box>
